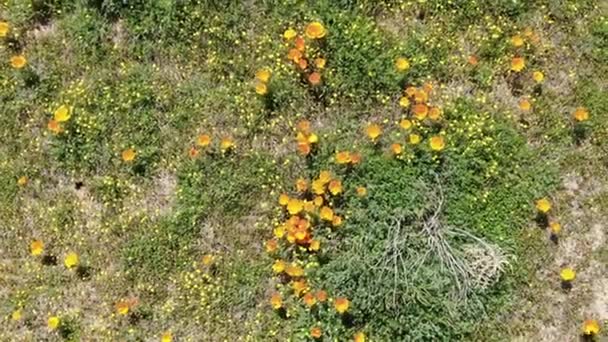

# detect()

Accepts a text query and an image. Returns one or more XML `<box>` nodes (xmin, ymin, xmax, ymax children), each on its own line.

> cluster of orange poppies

<box><xmin>295</xmin><ymin>120</ymin><xmax>319</xmax><ymax>156</ymax></box>
<box><xmin>188</xmin><ymin>133</ymin><xmax>235</xmax><ymax>158</ymax></box>
<box><xmin>285</xmin><ymin>22</ymin><xmax>327</xmax><ymax>87</ymax></box>
<box><xmin>46</xmin><ymin>104</ymin><xmax>72</xmax><ymax>135</ymax></box>
<box><xmin>267</xmin><ymin>120</ymin><xmax>368</xmax><ymax>340</ymax></box>
<box><xmin>254</xmin><ymin>68</ymin><xmax>272</xmax><ymax>95</ymax></box>
<box><xmin>352</xmin><ymin>80</ymin><xmax>447</xmax><ymax>157</ymax></box>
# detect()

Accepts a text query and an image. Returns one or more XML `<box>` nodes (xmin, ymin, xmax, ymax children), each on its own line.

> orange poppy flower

<box><xmin>429</xmin><ymin>135</ymin><xmax>446</xmax><ymax>151</ymax></box>
<box><xmin>283</xmin><ymin>28</ymin><xmax>297</xmax><ymax>40</ymax></box>
<box><xmin>220</xmin><ymin>137</ymin><xmax>235</xmax><ymax>151</ymax></box>
<box><xmin>535</xmin><ymin>198</ymin><xmax>551</xmax><ymax>213</ymax></box>
<box><xmin>255</xmin><ymin>81</ymin><xmax>268</xmax><ymax>95</ymax></box>
<box><xmin>511</xmin><ymin>35</ymin><xmax>524</xmax><ymax>47</ymax></box>
<box><xmin>332</xmin><ymin>215</ymin><xmax>343</xmax><ymax>227</ymax></box>
<box><xmin>54</xmin><ymin>105</ymin><xmax>71</xmax><ymax>122</ymax></box>
<box><xmin>468</xmin><ymin>55</ymin><xmax>478</xmax><ymax>66</ymax></box>
<box><xmin>10</xmin><ymin>55</ymin><xmax>26</xmax><ymax>69</ymax></box>
<box><xmin>335</xmin><ymin>151</ymin><xmax>352</xmax><ymax>164</ymax></box>
<box><xmin>532</xmin><ymin>71</ymin><xmax>544</xmax><ymax>83</ymax></box>
<box><xmin>511</xmin><ymin>57</ymin><xmax>525</xmax><ymax>72</ymax></box>
<box><xmin>201</xmin><ymin>254</ymin><xmax>215</xmax><ymax>266</ymax></box>
<box><xmin>197</xmin><ymin>134</ymin><xmax>211</xmax><ymax>147</ymax></box>
<box><xmin>270</xmin><ymin>292</ymin><xmax>282</xmax><ymax>309</ymax></box>
<box><xmin>255</xmin><ymin>68</ymin><xmax>271</xmax><ymax>83</ymax></box>
<box><xmin>399</xmin><ymin>119</ymin><xmax>412</xmax><ymax>129</ymax></box>
<box><xmin>286</xmin><ymin>263</ymin><xmax>304</xmax><ymax>277</ymax></box>
<box><xmin>295</xmin><ymin>36</ymin><xmax>306</xmax><ymax>51</ymax></box>
<box><xmin>47</xmin><ymin>119</ymin><xmax>63</xmax><ymax>134</ymax></box>
<box><xmin>17</xmin><ymin>175</ymin><xmax>28</xmax><ymax>186</ymax></box>
<box><xmin>395</xmin><ymin>57</ymin><xmax>410</xmax><ymax>71</ymax></box>
<box><xmin>334</xmin><ymin>297</ymin><xmax>349</xmax><ymax>314</ymax></box>
<box><xmin>296</xmin><ymin>178</ymin><xmax>308</xmax><ymax>192</ymax></box>
<box><xmin>297</xmin><ymin>142</ymin><xmax>311</xmax><ymax>155</ymax></box>
<box><xmin>549</xmin><ymin>222</ymin><xmax>561</xmax><ymax>235</ymax></box>
<box><xmin>298</xmin><ymin>58</ymin><xmax>308</xmax><ymax>70</ymax></box>
<box><xmin>582</xmin><ymin>319</ymin><xmax>600</xmax><ymax>335</ymax></box>
<box><xmin>314</xmin><ymin>57</ymin><xmax>326</xmax><ymax>69</ymax></box>
<box><xmin>519</xmin><ymin>98</ymin><xmax>531</xmax><ymax>111</ymax></box>
<box><xmin>265</xmin><ymin>239</ymin><xmax>278</xmax><ymax>253</ymax></box>
<box><xmin>328</xmin><ymin>180</ymin><xmax>342</xmax><ymax>196</ymax></box>
<box><xmin>408</xmin><ymin>133</ymin><xmax>421</xmax><ymax>145</ymax></box>
<box><xmin>309</xmin><ymin>239</ymin><xmax>320</xmax><ymax>251</ymax></box>
<box><xmin>356</xmin><ymin>186</ymin><xmax>367</xmax><ymax>197</ymax></box>
<box><xmin>121</xmin><ymin>148</ymin><xmax>136</xmax><ymax>162</ymax></box>
<box><xmin>312</xmin><ymin>179</ymin><xmax>325</xmax><ymax>195</ymax></box>
<box><xmin>412</xmin><ymin>103</ymin><xmax>429</xmax><ymax>120</ymax></box>
<box><xmin>391</xmin><ymin>143</ymin><xmax>403</xmax><ymax>155</ymax></box>
<box><xmin>319</xmin><ymin>206</ymin><xmax>334</xmax><ymax>221</ymax></box>
<box><xmin>313</xmin><ymin>195</ymin><xmax>323</xmax><ymax>207</ymax></box>
<box><xmin>188</xmin><ymin>147</ymin><xmax>199</xmax><ymax>158</ymax></box>
<box><xmin>292</xmin><ymin>279</ymin><xmax>308</xmax><ymax>296</ymax></box>
<box><xmin>288</xmin><ymin>48</ymin><xmax>302</xmax><ymax>62</ymax></box>
<box><xmin>115</xmin><ymin>300</ymin><xmax>131</xmax><ymax>315</ymax></box>
<box><xmin>315</xmin><ymin>290</ymin><xmax>328</xmax><ymax>302</ymax></box>
<box><xmin>297</xmin><ymin>120</ymin><xmax>311</xmax><ymax>133</ymax></box>
<box><xmin>272</xmin><ymin>259</ymin><xmax>286</xmax><ymax>273</ymax></box>
<box><xmin>287</xmin><ymin>198</ymin><xmax>303</xmax><ymax>215</ymax></box>
<box><xmin>413</xmin><ymin>89</ymin><xmax>428</xmax><ymax>103</ymax></box>
<box><xmin>350</xmin><ymin>152</ymin><xmax>362</xmax><ymax>164</ymax></box>
<box><xmin>0</xmin><ymin>21</ymin><xmax>9</xmax><ymax>37</ymax></box>
<box><xmin>428</xmin><ymin>107</ymin><xmax>442</xmax><ymax>120</ymax></box>
<box><xmin>305</xmin><ymin>22</ymin><xmax>326</xmax><ymax>39</ymax></box>
<box><xmin>161</xmin><ymin>331</ymin><xmax>173</xmax><ymax>342</ymax></box>
<box><xmin>310</xmin><ymin>326</ymin><xmax>322</xmax><ymax>339</ymax></box>
<box><xmin>303</xmin><ymin>292</ymin><xmax>317</xmax><ymax>307</ymax></box>
<box><xmin>573</xmin><ymin>107</ymin><xmax>589</xmax><ymax>122</ymax></box>
<box><xmin>354</xmin><ymin>332</ymin><xmax>366</xmax><ymax>342</ymax></box>
<box><xmin>423</xmin><ymin>82</ymin><xmax>433</xmax><ymax>94</ymax></box>
<box><xmin>405</xmin><ymin>86</ymin><xmax>417</xmax><ymax>97</ymax></box>
<box><xmin>308</xmin><ymin>72</ymin><xmax>321</xmax><ymax>85</ymax></box>
<box><xmin>319</xmin><ymin>171</ymin><xmax>331</xmax><ymax>184</ymax></box>
<box><xmin>366</xmin><ymin>123</ymin><xmax>382</xmax><ymax>141</ymax></box>
<box><xmin>30</xmin><ymin>239</ymin><xmax>44</xmax><ymax>256</ymax></box>
<box><xmin>278</xmin><ymin>193</ymin><xmax>289</xmax><ymax>206</ymax></box>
